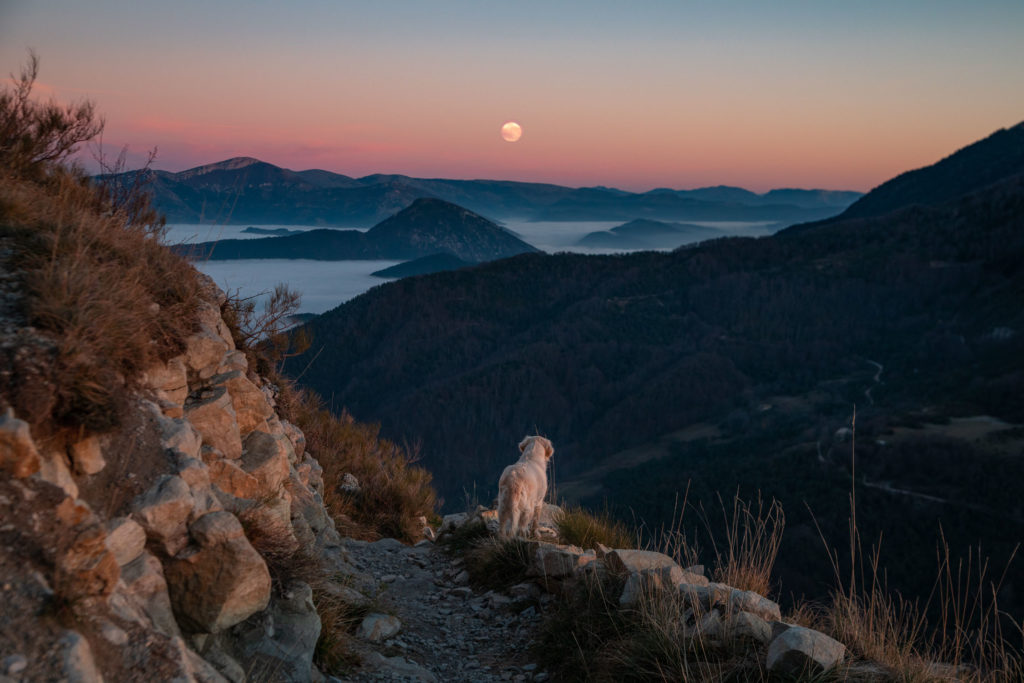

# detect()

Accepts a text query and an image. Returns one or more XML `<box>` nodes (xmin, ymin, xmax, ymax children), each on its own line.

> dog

<box><xmin>497</xmin><ymin>435</ymin><xmax>554</xmax><ymax>538</ymax></box>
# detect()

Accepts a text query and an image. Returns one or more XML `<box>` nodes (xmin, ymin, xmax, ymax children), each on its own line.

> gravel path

<box><xmin>334</xmin><ymin>537</ymin><xmax>550</xmax><ymax>683</ymax></box>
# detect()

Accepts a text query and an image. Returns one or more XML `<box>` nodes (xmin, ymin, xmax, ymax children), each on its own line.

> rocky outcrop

<box><xmin>1</xmin><ymin>281</ymin><xmax>350</xmax><ymax>681</ymax></box>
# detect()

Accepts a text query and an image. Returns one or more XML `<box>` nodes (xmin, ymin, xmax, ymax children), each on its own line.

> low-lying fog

<box><xmin>163</xmin><ymin>220</ymin><xmax>777</xmax><ymax>315</ymax></box>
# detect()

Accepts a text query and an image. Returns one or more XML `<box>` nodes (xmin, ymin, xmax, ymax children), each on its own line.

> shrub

<box><xmin>275</xmin><ymin>383</ymin><xmax>436</xmax><ymax>543</ymax></box>
<box><xmin>463</xmin><ymin>535</ymin><xmax>535</xmax><ymax>591</ymax></box>
<box><xmin>0</xmin><ymin>54</ymin><xmax>202</xmax><ymax>432</ymax></box>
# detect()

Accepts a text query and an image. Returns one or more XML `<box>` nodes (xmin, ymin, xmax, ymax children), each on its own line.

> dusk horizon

<box><xmin>4</xmin><ymin>1</ymin><xmax>1023</xmax><ymax>193</ymax></box>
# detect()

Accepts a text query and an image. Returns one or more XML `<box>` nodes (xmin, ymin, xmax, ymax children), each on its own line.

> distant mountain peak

<box><xmin>176</xmin><ymin>157</ymin><xmax>264</xmax><ymax>178</ymax></box>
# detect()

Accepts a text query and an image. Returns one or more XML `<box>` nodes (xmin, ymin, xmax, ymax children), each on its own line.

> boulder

<box><xmin>241</xmin><ymin>431</ymin><xmax>293</xmax><ymax>494</ymax></box>
<box><xmin>156</xmin><ymin>412</ymin><xmax>203</xmax><ymax>461</ymax></box>
<box><xmin>36</xmin><ymin>446</ymin><xmax>78</xmax><ymax>499</ymax></box>
<box><xmin>0</xmin><ymin>412</ymin><xmax>40</xmax><ymax>478</ymax></box>
<box><xmin>227</xmin><ymin>581</ymin><xmax>321</xmax><ymax>682</ymax></box>
<box><xmin>207</xmin><ymin>459</ymin><xmax>262</xmax><ymax>500</ymax></box>
<box><xmin>69</xmin><ymin>435</ymin><xmax>105</xmax><ymax>475</ymax></box>
<box><xmin>766</xmin><ymin>625</ymin><xmax>845</xmax><ymax>676</ymax></box>
<box><xmin>280</xmin><ymin>420</ymin><xmax>306</xmax><ymax>459</ymax></box>
<box><xmin>103</xmin><ymin>517</ymin><xmax>147</xmax><ymax>566</ymax></box>
<box><xmin>730</xmin><ymin>611</ymin><xmax>773</xmax><ymax>644</ymax></box>
<box><xmin>223</xmin><ymin>372</ymin><xmax>273</xmax><ymax>436</ymax></box>
<box><xmin>529</xmin><ymin>544</ymin><xmax>595</xmax><ymax>579</ymax></box>
<box><xmin>185</xmin><ymin>386</ymin><xmax>243</xmax><ymax>460</ymax></box>
<box><xmin>120</xmin><ymin>551</ymin><xmax>181</xmax><ymax>638</ymax></box>
<box><xmin>359</xmin><ymin>613</ymin><xmax>402</xmax><ymax>642</ymax></box>
<box><xmin>143</xmin><ymin>355</ymin><xmax>189</xmax><ymax>406</ymax></box>
<box><xmin>132</xmin><ymin>475</ymin><xmax>194</xmax><ymax>556</ymax></box>
<box><xmin>164</xmin><ymin>511</ymin><xmax>271</xmax><ymax>633</ymax></box>
<box><xmin>727</xmin><ymin>588</ymin><xmax>781</xmax><ymax>623</ymax></box>
<box><xmin>604</xmin><ymin>549</ymin><xmax>679</xmax><ymax>575</ymax></box>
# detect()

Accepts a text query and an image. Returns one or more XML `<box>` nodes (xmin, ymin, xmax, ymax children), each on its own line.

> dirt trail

<box><xmin>334</xmin><ymin>537</ymin><xmax>548</xmax><ymax>682</ymax></box>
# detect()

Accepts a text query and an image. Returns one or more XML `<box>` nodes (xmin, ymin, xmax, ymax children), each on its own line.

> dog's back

<box><xmin>497</xmin><ymin>436</ymin><xmax>553</xmax><ymax>537</ymax></box>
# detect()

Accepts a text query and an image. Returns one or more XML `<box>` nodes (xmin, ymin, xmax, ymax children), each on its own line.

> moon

<box><xmin>501</xmin><ymin>121</ymin><xmax>522</xmax><ymax>142</ymax></box>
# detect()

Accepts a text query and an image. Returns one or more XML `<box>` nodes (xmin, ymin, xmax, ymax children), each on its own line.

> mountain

<box><xmin>372</xmin><ymin>253</ymin><xmax>476</xmax><ymax>279</ymax></box>
<box><xmin>105</xmin><ymin>158</ymin><xmax>862</xmax><ymax>226</ymax></box>
<box><xmin>179</xmin><ymin>198</ymin><xmax>539</xmax><ymax>262</ymax></box>
<box><xmin>577</xmin><ymin>219</ymin><xmax>724</xmax><ymax>249</ymax></box>
<box><xmin>282</xmin><ymin>124</ymin><xmax>1024</xmax><ymax>610</ymax></box>
<box><xmin>837</xmin><ymin>121</ymin><xmax>1024</xmax><ymax>219</ymax></box>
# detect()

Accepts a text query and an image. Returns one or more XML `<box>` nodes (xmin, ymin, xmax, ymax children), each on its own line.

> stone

<box><xmin>120</xmin><ymin>551</ymin><xmax>181</xmax><ymax>637</ymax></box>
<box><xmin>678</xmin><ymin>582</ymin><xmax>732</xmax><ymax>613</ymax></box>
<box><xmin>280</xmin><ymin>420</ymin><xmax>306</xmax><ymax>458</ymax></box>
<box><xmin>143</xmin><ymin>355</ymin><xmax>189</xmax><ymax>406</ymax></box>
<box><xmin>766</xmin><ymin>626</ymin><xmax>846</xmax><ymax>676</ymax></box>
<box><xmin>36</xmin><ymin>447</ymin><xmax>78</xmax><ymax>499</ymax></box>
<box><xmin>0</xmin><ymin>412</ymin><xmax>41</xmax><ymax>478</ymax></box>
<box><xmin>132</xmin><ymin>475</ymin><xmax>194</xmax><ymax>556</ymax></box>
<box><xmin>359</xmin><ymin>613</ymin><xmax>402</xmax><ymax>642</ymax></box>
<box><xmin>185</xmin><ymin>304</ymin><xmax>233</xmax><ymax>377</ymax></box>
<box><xmin>509</xmin><ymin>582</ymin><xmax>542</xmax><ymax>602</ymax></box>
<box><xmin>185</xmin><ymin>386</ymin><xmax>243</xmax><ymax>460</ymax></box>
<box><xmin>321</xmin><ymin>582</ymin><xmax>371</xmax><ymax>609</ymax></box>
<box><xmin>730</xmin><ymin>611</ymin><xmax>772</xmax><ymax>644</ymax></box>
<box><xmin>224</xmin><ymin>372</ymin><xmax>274</xmax><ymax>436</ymax></box>
<box><xmin>529</xmin><ymin>544</ymin><xmax>595</xmax><ymax>579</ymax></box>
<box><xmin>157</xmin><ymin>413</ymin><xmax>203</xmax><ymax>461</ymax></box>
<box><xmin>440</xmin><ymin>512</ymin><xmax>469</xmax><ymax>532</ymax></box>
<box><xmin>228</xmin><ymin>581</ymin><xmax>321</xmax><ymax>682</ymax></box>
<box><xmin>164</xmin><ymin>511</ymin><xmax>271</xmax><ymax>633</ymax></box>
<box><xmin>339</xmin><ymin>472</ymin><xmax>360</xmax><ymax>495</ymax></box>
<box><xmin>56</xmin><ymin>524</ymin><xmax>119</xmax><ymax>599</ymax></box>
<box><xmin>58</xmin><ymin>630</ymin><xmax>102</xmax><ymax>683</ymax></box>
<box><xmin>241</xmin><ymin>430</ymin><xmax>293</xmax><ymax>494</ymax></box>
<box><xmin>103</xmin><ymin>517</ymin><xmax>147</xmax><ymax>566</ymax></box>
<box><xmin>727</xmin><ymin>588</ymin><xmax>781</xmax><ymax>622</ymax></box>
<box><xmin>207</xmin><ymin>459</ymin><xmax>262</xmax><ymax>499</ymax></box>
<box><xmin>68</xmin><ymin>435</ymin><xmax>105</xmax><ymax>475</ymax></box>
<box><xmin>604</xmin><ymin>549</ymin><xmax>679</xmax><ymax>576</ymax></box>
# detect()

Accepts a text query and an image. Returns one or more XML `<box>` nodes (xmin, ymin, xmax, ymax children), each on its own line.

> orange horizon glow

<box><xmin>3</xmin><ymin>1</ymin><xmax>1023</xmax><ymax>193</ymax></box>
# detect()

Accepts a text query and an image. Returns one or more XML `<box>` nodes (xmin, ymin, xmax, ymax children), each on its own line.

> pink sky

<box><xmin>3</xmin><ymin>1</ymin><xmax>1022</xmax><ymax>192</ymax></box>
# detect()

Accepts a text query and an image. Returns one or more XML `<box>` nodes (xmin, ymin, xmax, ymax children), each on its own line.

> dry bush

<box><xmin>238</xmin><ymin>505</ymin><xmax>322</xmax><ymax>591</ymax></box>
<box><xmin>556</xmin><ymin>505</ymin><xmax>637</xmax><ymax>551</ymax></box>
<box><xmin>220</xmin><ymin>284</ymin><xmax>310</xmax><ymax>376</ymax></box>
<box><xmin>463</xmin><ymin>535</ymin><xmax>535</xmax><ymax>591</ymax></box>
<box><xmin>701</xmin><ymin>493</ymin><xmax>785</xmax><ymax>597</ymax></box>
<box><xmin>275</xmin><ymin>383</ymin><xmax>436</xmax><ymax>543</ymax></box>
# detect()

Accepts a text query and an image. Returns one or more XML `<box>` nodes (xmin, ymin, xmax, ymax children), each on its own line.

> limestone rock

<box><xmin>185</xmin><ymin>386</ymin><xmax>243</xmax><ymax>460</ymax></box>
<box><xmin>731</xmin><ymin>611</ymin><xmax>773</xmax><ymax>644</ymax></box>
<box><xmin>529</xmin><ymin>544</ymin><xmax>595</xmax><ymax>579</ymax></box>
<box><xmin>228</xmin><ymin>581</ymin><xmax>321</xmax><ymax>682</ymax></box>
<box><xmin>0</xmin><ymin>412</ymin><xmax>40</xmax><ymax>477</ymax></box>
<box><xmin>164</xmin><ymin>511</ymin><xmax>271</xmax><ymax>633</ymax></box>
<box><xmin>241</xmin><ymin>430</ymin><xmax>293</xmax><ymax>494</ymax></box>
<box><xmin>207</xmin><ymin>459</ymin><xmax>262</xmax><ymax>499</ymax></box>
<box><xmin>359</xmin><ymin>613</ymin><xmax>402</xmax><ymax>642</ymax></box>
<box><xmin>604</xmin><ymin>549</ymin><xmax>678</xmax><ymax>575</ymax></box>
<box><xmin>120</xmin><ymin>551</ymin><xmax>181</xmax><ymax>638</ymax></box>
<box><xmin>143</xmin><ymin>355</ymin><xmax>189</xmax><ymax>406</ymax></box>
<box><xmin>280</xmin><ymin>420</ymin><xmax>306</xmax><ymax>458</ymax></box>
<box><xmin>727</xmin><ymin>588</ymin><xmax>781</xmax><ymax>623</ymax></box>
<box><xmin>156</xmin><ymin>412</ymin><xmax>203</xmax><ymax>461</ymax></box>
<box><xmin>69</xmin><ymin>435</ymin><xmax>105</xmax><ymax>475</ymax></box>
<box><xmin>103</xmin><ymin>517</ymin><xmax>146</xmax><ymax>566</ymax></box>
<box><xmin>224</xmin><ymin>372</ymin><xmax>274</xmax><ymax>436</ymax></box>
<box><xmin>766</xmin><ymin>625</ymin><xmax>845</xmax><ymax>676</ymax></box>
<box><xmin>132</xmin><ymin>475</ymin><xmax>194</xmax><ymax>556</ymax></box>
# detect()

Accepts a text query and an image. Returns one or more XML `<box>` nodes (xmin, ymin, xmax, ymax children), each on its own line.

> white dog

<box><xmin>497</xmin><ymin>435</ymin><xmax>554</xmax><ymax>538</ymax></box>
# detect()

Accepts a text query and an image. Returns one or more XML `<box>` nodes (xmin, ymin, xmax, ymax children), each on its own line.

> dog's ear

<box><xmin>518</xmin><ymin>436</ymin><xmax>531</xmax><ymax>452</ymax></box>
<box><xmin>544</xmin><ymin>439</ymin><xmax>554</xmax><ymax>459</ymax></box>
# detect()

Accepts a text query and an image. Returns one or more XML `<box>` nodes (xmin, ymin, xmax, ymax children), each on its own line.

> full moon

<box><xmin>501</xmin><ymin>121</ymin><xmax>522</xmax><ymax>142</ymax></box>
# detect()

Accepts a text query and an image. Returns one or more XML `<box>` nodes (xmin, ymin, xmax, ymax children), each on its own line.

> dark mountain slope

<box><xmin>180</xmin><ymin>198</ymin><xmax>538</xmax><ymax>262</ymax></box>
<box><xmin>372</xmin><ymin>253</ymin><xmax>476</xmax><ymax>279</ymax></box>
<box><xmin>577</xmin><ymin>219</ymin><xmax>723</xmax><ymax>249</ymax></box>
<box><xmin>839</xmin><ymin>121</ymin><xmax>1024</xmax><ymax>219</ymax></box>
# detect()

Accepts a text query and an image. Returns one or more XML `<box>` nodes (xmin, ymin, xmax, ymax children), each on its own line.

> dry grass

<box><xmin>274</xmin><ymin>382</ymin><xmax>436</xmax><ymax>543</ymax></box>
<box><xmin>238</xmin><ymin>504</ymin><xmax>322</xmax><ymax>591</ymax></box>
<box><xmin>556</xmin><ymin>505</ymin><xmax>637</xmax><ymax>551</ymax></box>
<box><xmin>463</xmin><ymin>535</ymin><xmax>535</xmax><ymax>591</ymax></box>
<box><xmin>703</xmin><ymin>493</ymin><xmax>785</xmax><ymax>596</ymax></box>
<box><xmin>0</xmin><ymin>57</ymin><xmax>202</xmax><ymax>433</ymax></box>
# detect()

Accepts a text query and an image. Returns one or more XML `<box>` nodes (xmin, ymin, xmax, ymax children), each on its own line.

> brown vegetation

<box><xmin>0</xmin><ymin>53</ymin><xmax>202</xmax><ymax>433</ymax></box>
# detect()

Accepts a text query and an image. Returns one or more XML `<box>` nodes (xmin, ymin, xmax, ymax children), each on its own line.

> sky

<box><xmin>2</xmin><ymin>0</ymin><xmax>1022</xmax><ymax>192</ymax></box>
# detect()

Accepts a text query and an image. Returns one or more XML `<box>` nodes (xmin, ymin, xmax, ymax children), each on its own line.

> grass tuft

<box><xmin>556</xmin><ymin>505</ymin><xmax>637</xmax><ymax>550</ymax></box>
